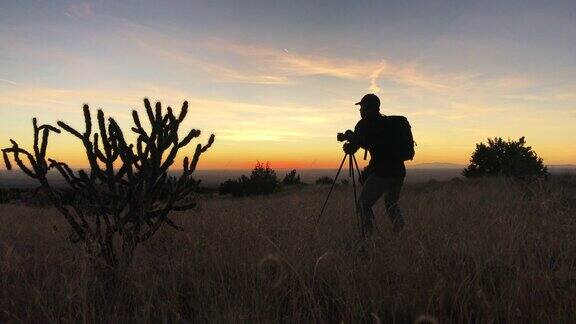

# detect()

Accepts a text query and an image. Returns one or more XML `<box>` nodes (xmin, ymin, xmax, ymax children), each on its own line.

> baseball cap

<box><xmin>355</xmin><ymin>93</ymin><xmax>380</xmax><ymax>108</ymax></box>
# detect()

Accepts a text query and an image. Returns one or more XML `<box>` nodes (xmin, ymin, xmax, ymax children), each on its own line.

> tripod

<box><xmin>316</xmin><ymin>151</ymin><xmax>365</xmax><ymax>237</ymax></box>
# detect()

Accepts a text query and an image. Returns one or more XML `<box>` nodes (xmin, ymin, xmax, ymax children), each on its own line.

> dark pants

<box><xmin>359</xmin><ymin>173</ymin><xmax>405</xmax><ymax>235</ymax></box>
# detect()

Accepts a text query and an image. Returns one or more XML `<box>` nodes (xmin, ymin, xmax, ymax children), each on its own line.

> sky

<box><xmin>0</xmin><ymin>0</ymin><xmax>575</xmax><ymax>170</ymax></box>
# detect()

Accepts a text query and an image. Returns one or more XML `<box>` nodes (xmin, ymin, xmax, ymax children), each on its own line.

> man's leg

<box><xmin>359</xmin><ymin>173</ymin><xmax>387</xmax><ymax>236</ymax></box>
<box><xmin>384</xmin><ymin>177</ymin><xmax>405</xmax><ymax>234</ymax></box>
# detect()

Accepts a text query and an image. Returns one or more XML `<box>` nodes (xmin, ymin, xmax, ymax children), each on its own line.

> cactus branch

<box><xmin>3</xmin><ymin>98</ymin><xmax>215</xmax><ymax>269</ymax></box>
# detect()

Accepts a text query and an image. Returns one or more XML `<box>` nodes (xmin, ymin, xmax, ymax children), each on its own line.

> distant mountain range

<box><xmin>409</xmin><ymin>163</ymin><xmax>576</xmax><ymax>170</ymax></box>
<box><xmin>408</xmin><ymin>162</ymin><xmax>465</xmax><ymax>169</ymax></box>
<box><xmin>1</xmin><ymin>163</ymin><xmax>574</xmax><ymax>189</ymax></box>
<box><xmin>548</xmin><ymin>164</ymin><xmax>576</xmax><ymax>168</ymax></box>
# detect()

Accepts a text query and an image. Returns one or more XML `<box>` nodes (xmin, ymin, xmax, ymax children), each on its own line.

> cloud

<box><xmin>500</xmin><ymin>84</ymin><xmax>576</xmax><ymax>102</ymax></box>
<box><xmin>122</xmin><ymin>23</ymin><xmax>455</xmax><ymax>93</ymax></box>
<box><xmin>445</xmin><ymin>102</ymin><xmax>504</xmax><ymax>120</ymax></box>
<box><xmin>118</xmin><ymin>22</ymin><xmax>541</xmax><ymax>98</ymax></box>
<box><xmin>0</xmin><ymin>78</ymin><xmax>18</xmax><ymax>86</ymax></box>
<box><xmin>13</xmin><ymin>16</ymin><xmax>540</xmax><ymax>105</ymax></box>
<box><xmin>202</xmin><ymin>38</ymin><xmax>363</xmax><ymax>77</ymax></box>
<box><xmin>217</xmin><ymin>129</ymin><xmax>309</xmax><ymax>142</ymax></box>
<box><xmin>0</xmin><ymin>86</ymin><xmax>136</xmax><ymax>113</ymax></box>
<box><xmin>0</xmin><ymin>83</ymin><xmax>327</xmax><ymax>119</ymax></box>
<box><xmin>369</xmin><ymin>62</ymin><xmax>387</xmax><ymax>93</ymax></box>
<box><xmin>0</xmin><ymin>83</ymin><xmax>336</xmax><ymax>143</ymax></box>
<box><xmin>496</xmin><ymin>75</ymin><xmax>537</xmax><ymax>89</ymax></box>
<box><xmin>65</xmin><ymin>2</ymin><xmax>95</xmax><ymax>19</ymax></box>
<box><xmin>408</xmin><ymin>102</ymin><xmax>505</xmax><ymax>121</ymax></box>
<box><xmin>201</xmin><ymin>38</ymin><xmax>453</xmax><ymax>92</ymax></box>
<box><xmin>549</xmin><ymin>86</ymin><xmax>576</xmax><ymax>101</ymax></box>
<box><xmin>285</xmin><ymin>115</ymin><xmax>329</xmax><ymax>124</ymax></box>
<box><xmin>135</xmin><ymin>40</ymin><xmax>291</xmax><ymax>85</ymax></box>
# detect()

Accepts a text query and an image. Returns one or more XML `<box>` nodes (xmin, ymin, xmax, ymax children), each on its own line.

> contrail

<box><xmin>369</xmin><ymin>61</ymin><xmax>387</xmax><ymax>93</ymax></box>
<box><xmin>0</xmin><ymin>78</ymin><xmax>18</xmax><ymax>86</ymax></box>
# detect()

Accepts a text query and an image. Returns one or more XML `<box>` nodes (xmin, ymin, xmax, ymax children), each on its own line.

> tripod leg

<box><xmin>316</xmin><ymin>153</ymin><xmax>347</xmax><ymax>224</ymax></box>
<box><xmin>350</xmin><ymin>155</ymin><xmax>358</xmax><ymax>205</ymax></box>
<box><xmin>349</xmin><ymin>154</ymin><xmax>353</xmax><ymax>177</ymax></box>
<box><xmin>352</xmin><ymin>154</ymin><xmax>362</xmax><ymax>184</ymax></box>
<box><xmin>350</xmin><ymin>155</ymin><xmax>364</xmax><ymax>238</ymax></box>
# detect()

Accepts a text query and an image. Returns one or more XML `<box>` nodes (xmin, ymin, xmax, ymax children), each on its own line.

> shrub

<box><xmin>219</xmin><ymin>162</ymin><xmax>279</xmax><ymax>196</ymax></box>
<box><xmin>250</xmin><ymin>162</ymin><xmax>279</xmax><ymax>194</ymax></box>
<box><xmin>316</xmin><ymin>176</ymin><xmax>334</xmax><ymax>185</ymax></box>
<box><xmin>282</xmin><ymin>169</ymin><xmax>303</xmax><ymax>186</ymax></box>
<box><xmin>219</xmin><ymin>175</ymin><xmax>251</xmax><ymax>197</ymax></box>
<box><xmin>463</xmin><ymin>137</ymin><xmax>548</xmax><ymax>180</ymax></box>
<box><xmin>0</xmin><ymin>187</ymin><xmax>76</xmax><ymax>205</ymax></box>
<box><xmin>2</xmin><ymin>99</ymin><xmax>214</xmax><ymax>269</ymax></box>
<box><xmin>0</xmin><ymin>188</ymin><xmax>24</xmax><ymax>203</ymax></box>
<box><xmin>0</xmin><ymin>188</ymin><xmax>7</xmax><ymax>204</ymax></box>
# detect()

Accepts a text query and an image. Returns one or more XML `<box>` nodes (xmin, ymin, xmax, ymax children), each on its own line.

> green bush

<box><xmin>463</xmin><ymin>137</ymin><xmax>548</xmax><ymax>180</ymax></box>
<box><xmin>0</xmin><ymin>188</ymin><xmax>9</xmax><ymax>204</ymax></box>
<box><xmin>282</xmin><ymin>169</ymin><xmax>303</xmax><ymax>186</ymax></box>
<box><xmin>219</xmin><ymin>162</ymin><xmax>279</xmax><ymax>196</ymax></box>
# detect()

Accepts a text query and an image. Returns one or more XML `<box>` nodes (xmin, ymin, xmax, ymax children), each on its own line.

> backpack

<box><xmin>375</xmin><ymin>115</ymin><xmax>415</xmax><ymax>161</ymax></box>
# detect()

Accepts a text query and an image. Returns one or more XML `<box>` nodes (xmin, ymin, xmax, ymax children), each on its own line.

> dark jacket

<box><xmin>351</xmin><ymin>114</ymin><xmax>406</xmax><ymax>178</ymax></box>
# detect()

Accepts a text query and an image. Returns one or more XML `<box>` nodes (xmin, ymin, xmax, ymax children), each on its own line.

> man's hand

<box><xmin>343</xmin><ymin>142</ymin><xmax>358</xmax><ymax>154</ymax></box>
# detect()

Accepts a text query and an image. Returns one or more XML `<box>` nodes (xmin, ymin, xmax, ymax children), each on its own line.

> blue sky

<box><xmin>1</xmin><ymin>0</ymin><xmax>575</xmax><ymax>168</ymax></box>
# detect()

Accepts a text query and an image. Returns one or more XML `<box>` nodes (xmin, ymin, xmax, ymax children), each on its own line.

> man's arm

<box><xmin>343</xmin><ymin>120</ymin><xmax>366</xmax><ymax>154</ymax></box>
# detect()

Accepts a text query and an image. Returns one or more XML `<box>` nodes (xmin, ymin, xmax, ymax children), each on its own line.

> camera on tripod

<box><xmin>337</xmin><ymin>130</ymin><xmax>354</xmax><ymax>142</ymax></box>
<box><xmin>317</xmin><ymin>129</ymin><xmax>365</xmax><ymax>236</ymax></box>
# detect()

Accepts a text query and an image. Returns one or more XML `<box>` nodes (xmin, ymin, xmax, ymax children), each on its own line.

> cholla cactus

<box><xmin>2</xmin><ymin>98</ymin><xmax>214</xmax><ymax>269</ymax></box>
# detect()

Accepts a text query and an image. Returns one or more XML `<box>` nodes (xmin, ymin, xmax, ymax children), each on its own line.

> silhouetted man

<box><xmin>343</xmin><ymin>94</ymin><xmax>406</xmax><ymax>235</ymax></box>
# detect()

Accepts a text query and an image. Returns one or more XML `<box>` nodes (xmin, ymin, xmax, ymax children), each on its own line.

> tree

<box><xmin>219</xmin><ymin>175</ymin><xmax>251</xmax><ymax>197</ymax></box>
<box><xmin>219</xmin><ymin>162</ymin><xmax>279</xmax><ymax>196</ymax></box>
<box><xmin>2</xmin><ymin>99</ymin><xmax>214</xmax><ymax>269</ymax></box>
<box><xmin>463</xmin><ymin>137</ymin><xmax>548</xmax><ymax>179</ymax></box>
<box><xmin>250</xmin><ymin>162</ymin><xmax>279</xmax><ymax>194</ymax></box>
<box><xmin>282</xmin><ymin>169</ymin><xmax>302</xmax><ymax>186</ymax></box>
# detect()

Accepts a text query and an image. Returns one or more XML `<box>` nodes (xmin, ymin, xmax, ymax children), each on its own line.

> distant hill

<box><xmin>409</xmin><ymin>162</ymin><xmax>465</xmax><ymax>169</ymax></box>
<box><xmin>549</xmin><ymin>164</ymin><xmax>576</xmax><ymax>168</ymax></box>
<box><xmin>1</xmin><ymin>163</ymin><xmax>574</xmax><ymax>189</ymax></box>
<box><xmin>548</xmin><ymin>165</ymin><xmax>576</xmax><ymax>174</ymax></box>
<box><xmin>409</xmin><ymin>163</ymin><xmax>576</xmax><ymax>172</ymax></box>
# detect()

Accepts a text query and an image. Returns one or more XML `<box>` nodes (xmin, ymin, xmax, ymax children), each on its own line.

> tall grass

<box><xmin>1</xmin><ymin>176</ymin><xmax>575</xmax><ymax>323</ymax></box>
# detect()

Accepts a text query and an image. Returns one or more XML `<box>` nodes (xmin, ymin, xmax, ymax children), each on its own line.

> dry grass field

<box><xmin>1</xmin><ymin>176</ymin><xmax>576</xmax><ymax>323</ymax></box>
